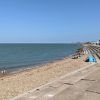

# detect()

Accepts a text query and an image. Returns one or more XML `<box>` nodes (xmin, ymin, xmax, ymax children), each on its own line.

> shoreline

<box><xmin>0</xmin><ymin>53</ymin><xmax>90</xmax><ymax>100</ymax></box>
<box><xmin>0</xmin><ymin>56</ymin><xmax>72</xmax><ymax>80</ymax></box>
<box><xmin>0</xmin><ymin>54</ymin><xmax>73</xmax><ymax>78</ymax></box>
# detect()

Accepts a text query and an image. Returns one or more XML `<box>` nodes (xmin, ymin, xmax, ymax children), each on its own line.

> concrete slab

<box><xmin>34</xmin><ymin>84</ymin><xmax>70</xmax><ymax>100</ymax></box>
<box><xmin>59</xmin><ymin>64</ymin><xmax>99</xmax><ymax>85</ymax></box>
<box><xmin>50</xmin><ymin>79</ymin><xmax>95</xmax><ymax>100</ymax></box>
<box><xmin>17</xmin><ymin>87</ymin><xmax>56</xmax><ymax>100</ymax></box>
<box><xmin>82</xmin><ymin>69</ymin><xmax>100</xmax><ymax>81</ymax></box>
<box><xmin>48</xmin><ymin>81</ymin><xmax>63</xmax><ymax>88</ymax></box>
<box><xmin>79</xmin><ymin>91</ymin><xmax>100</xmax><ymax>100</ymax></box>
<box><xmin>86</xmin><ymin>80</ymin><xmax>100</xmax><ymax>94</ymax></box>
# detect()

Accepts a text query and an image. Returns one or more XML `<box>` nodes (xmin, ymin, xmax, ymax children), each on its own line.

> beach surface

<box><xmin>0</xmin><ymin>55</ymin><xmax>89</xmax><ymax>100</ymax></box>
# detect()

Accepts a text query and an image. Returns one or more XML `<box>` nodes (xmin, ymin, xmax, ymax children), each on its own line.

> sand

<box><xmin>0</xmin><ymin>55</ymin><xmax>90</xmax><ymax>100</ymax></box>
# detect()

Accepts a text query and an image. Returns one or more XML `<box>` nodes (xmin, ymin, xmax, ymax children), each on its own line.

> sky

<box><xmin>0</xmin><ymin>0</ymin><xmax>100</xmax><ymax>43</ymax></box>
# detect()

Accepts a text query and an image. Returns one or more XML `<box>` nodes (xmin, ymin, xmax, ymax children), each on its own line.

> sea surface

<box><xmin>0</xmin><ymin>43</ymin><xmax>82</xmax><ymax>72</ymax></box>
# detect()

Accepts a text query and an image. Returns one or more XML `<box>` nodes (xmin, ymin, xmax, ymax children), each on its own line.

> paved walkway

<box><xmin>12</xmin><ymin>63</ymin><xmax>100</xmax><ymax>100</ymax></box>
<box><xmin>52</xmin><ymin>64</ymin><xmax>100</xmax><ymax>100</ymax></box>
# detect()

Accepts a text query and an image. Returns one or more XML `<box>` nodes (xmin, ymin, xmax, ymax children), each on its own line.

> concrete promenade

<box><xmin>12</xmin><ymin>62</ymin><xmax>100</xmax><ymax>100</ymax></box>
<box><xmin>52</xmin><ymin>63</ymin><xmax>100</xmax><ymax>100</ymax></box>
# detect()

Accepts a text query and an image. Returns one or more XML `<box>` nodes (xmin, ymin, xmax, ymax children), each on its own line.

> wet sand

<box><xmin>0</xmin><ymin>55</ymin><xmax>89</xmax><ymax>100</ymax></box>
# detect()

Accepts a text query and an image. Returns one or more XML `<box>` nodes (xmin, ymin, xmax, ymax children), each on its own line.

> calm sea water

<box><xmin>0</xmin><ymin>43</ymin><xmax>82</xmax><ymax>72</ymax></box>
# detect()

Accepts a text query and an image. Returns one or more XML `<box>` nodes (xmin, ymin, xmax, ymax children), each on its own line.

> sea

<box><xmin>0</xmin><ymin>43</ymin><xmax>82</xmax><ymax>72</ymax></box>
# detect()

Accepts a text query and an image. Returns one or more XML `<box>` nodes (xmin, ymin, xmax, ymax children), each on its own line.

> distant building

<box><xmin>89</xmin><ymin>40</ymin><xmax>100</xmax><ymax>45</ymax></box>
<box><xmin>96</xmin><ymin>40</ymin><xmax>100</xmax><ymax>45</ymax></box>
<box><xmin>99</xmin><ymin>40</ymin><xmax>100</xmax><ymax>45</ymax></box>
<box><xmin>94</xmin><ymin>40</ymin><xmax>100</xmax><ymax>45</ymax></box>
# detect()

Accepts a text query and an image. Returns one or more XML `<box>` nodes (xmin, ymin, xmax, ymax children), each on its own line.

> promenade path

<box><xmin>52</xmin><ymin>63</ymin><xmax>100</xmax><ymax>100</ymax></box>
<box><xmin>12</xmin><ymin>62</ymin><xmax>100</xmax><ymax>100</ymax></box>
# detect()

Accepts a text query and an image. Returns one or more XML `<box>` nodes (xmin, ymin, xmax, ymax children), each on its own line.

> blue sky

<box><xmin>0</xmin><ymin>0</ymin><xmax>100</xmax><ymax>43</ymax></box>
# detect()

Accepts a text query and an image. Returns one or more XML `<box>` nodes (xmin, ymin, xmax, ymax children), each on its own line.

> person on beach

<box><xmin>1</xmin><ymin>68</ymin><xmax>7</xmax><ymax>75</ymax></box>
